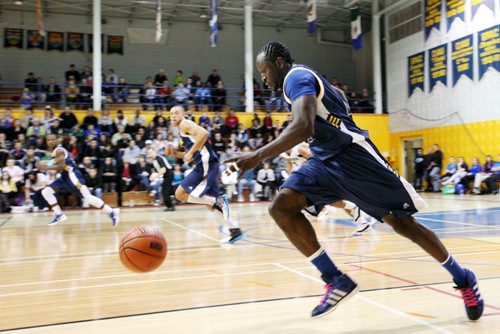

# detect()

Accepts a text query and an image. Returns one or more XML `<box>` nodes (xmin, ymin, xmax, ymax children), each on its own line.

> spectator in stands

<box><xmin>440</xmin><ymin>157</ymin><xmax>458</xmax><ymax>183</ymax></box>
<box><xmin>152</xmin><ymin>132</ymin><xmax>166</xmax><ymax>152</ymax></box>
<box><xmin>114</xmin><ymin>110</ymin><xmax>128</xmax><ymax>129</ymax></box>
<box><xmin>158</xmin><ymin>81</ymin><xmax>173</xmax><ymax>111</ymax></box>
<box><xmin>43</xmin><ymin>77</ymin><xmax>62</xmax><ymax>103</ymax></box>
<box><xmin>172</xmin><ymin>82</ymin><xmax>190</xmax><ymax>107</ymax></box>
<box><xmin>425</xmin><ymin>144</ymin><xmax>443</xmax><ymax>192</ymax></box>
<box><xmin>26</xmin><ymin>118</ymin><xmax>47</xmax><ymax>140</ymax></box>
<box><xmin>24</xmin><ymin>72</ymin><xmax>37</xmax><ymax>91</ymax></box>
<box><xmin>84</xmin><ymin>167</ymin><xmax>103</xmax><ymax>202</ymax></box>
<box><xmin>82</xmin><ymin>109</ymin><xmax>98</xmax><ymax>129</ymax></box>
<box><xmin>59</xmin><ymin>107</ymin><xmax>78</xmax><ymax>132</ymax></box>
<box><xmin>116</xmin><ymin>77</ymin><xmax>128</xmax><ymax>102</ymax></box>
<box><xmin>98</xmin><ymin>109</ymin><xmax>114</xmax><ymax>134</ymax></box>
<box><xmin>248</xmin><ymin>133</ymin><xmax>263</xmax><ymax>150</ymax></box>
<box><xmin>81</xmin><ymin>66</ymin><xmax>92</xmax><ymax>80</ymax></box>
<box><xmin>65</xmin><ymin>64</ymin><xmax>81</xmax><ymax>83</ymax></box>
<box><xmin>236</xmin><ymin>124</ymin><xmax>249</xmax><ymax>149</ymax></box>
<box><xmin>111</xmin><ymin>124</ymin><xmax>127</xmax><ymax>147</ymax></box>
<box><xmin>253</xmin><ymin>82</ymin><xmax>264</xmax><ymax>106</ymax></box>
<box><xmin>212</xmin><ymin>132</ymin><xmax>225</xmax><ymax>157</ymax></box>
<box><xmin>123</xmin><ymin>140</ymin><xmax>141</xmax><ymax>164</ymax></box>
<box><xmin>0</xmin><ymin>171</ymin><xmax>17</xmax><ymax>212</ymax></box>
<box><xmin>472</xmin><ymin>155</ymin><xmax>494</xmax><ymax>194</ymax></box>
<box><xmin>24</xmin><ymin>169</ymin><xmax>49</xmax><ymax>211</ymax></box>
<box><xmin>261</xmin><ymin>111</ymin><xmax>273</xmax><ymax>135</ymax></box>
<box><xmin>256</xmin><ymin>161</ymin><xmax>276</xmax><ymax>200</ymax></box>
<box><xmin>458</xmin><ymin>157</ymin><xmax>482</xmax><ymax>191</ymax></box>
<box><xmin>413</xmin><ymin>148</ymin><xmax>425</xmax><ymax>191</ymax></box>
<box><xmin>225</xmin><ymin>109</ymin><xmax>239</xmax><ymax>134</ymax></box>
<box><xmin>143</xmin><ymin>82</ymin><xmax>157</xmax><ymax>111</ymax></box>
<box><xmin>136</xmin><ymin>156</ymin><xmax>152</xmax><ymax>191</ymax></box>
<box><xmin>81</xmin><ymin>139</ymin><xmax>101</xmax><ymax>166</ymax></box>
<box><xmin>102</xmin><ymin>77</ymin><xmax>115</xmax><ymax>101</ymax></box>
<box><xmin>360</xmin><ymin>88</ymin><xmax>374</xmax><ymax>112</ymax></box>
<box><xmin>198</xmin><ymin>112</ymin><xmax>211</xmax><ymax>128</ymax></box>
<box><xmin>0</xmin><ymin>133</ymin><xmax>10</xmax><ymax>166</ymax></box>
<box><xmin>22</xmin><ymin>147</ymin><xmax>39</xmax><ymax>172</ymax></box>
<box><xmin>3</xmin><ymin>158</ymin><xmax>24</xmax><ymax>191</ymax></box>
<box><xmin>189</xmin><ymin>70</ymin><xmax>201</xmax><ymax>84</ymax></box>
<box><xmin>212</xmin><ymin>81</ymin><xmax>227</xmax><ymax>112</ymax></box>
<box><xmin>173</xmin><ymin>70</ymin><xmax>186</xmax><ymax>86</ymax></box>
<box><xmin>172</xmin><ymin>163</ymin><xmax>184</xmax><ymax>193</ymax></box>
<box><xmin>185</xmin><ymin>78</ymin><xmax>195</xmax><ymax>104</ymax></box>
<box><xmin>482</xmin><ymin>154</ymin><xmax>499</xmax><ymax>194</ymax></box>
<box><xmin>207</xmin><ymin>69</ymin><xmax>221</xmax><ymax>88</ymax></box>
<box><xmin>442</xmin><ymin>157</ymin><xmax>468</xmax><ymax>186</ymax></box>
<box><xmin>20</xmin><ymin>88</ymin><xmax>34</xmax><ymax>109</ymax></box>
<box><xmin>0</xmin><ymin>109</ymin><xmax>13</xmax><ymax>133</ymax></box>
<box><xmin>265</xmin><ymin>90</ymin><xmax>283</xmax><ymax>113</ymax></box>
<box><xmin>101</xmin><ymin>157</ymin><xmax>117</xmax><ymax>192</ymax></box>
<box><xmin>9</xmin><ymin>142</ymin><xmax>26</xmax><ymax>161</ymax></box>
<box><xmin>130</xmin><ymin>109</ymin><xmax>146</xmax><ymax>131</ymax></box>
<box><xmin>238</xmin><ymin>168</ymin><xmax>257</xmax><ymax>202</ymax></box>
<box><xmin>154</xmin><ymin>69</ymin><xmax>168</xmax><ymax>86</ymax></box>
<box><xmin>65</xmin><ymin>79</ymin><xmax>80</xmax><ymax>108</ymax></box>
<box><xmin>68</xmin><ymin>135</ymin><xmax>81</xmax><ymax>160</ymax></box>
<box><xmin>194</xmin><ymin>82</ymin><xmax>211</xmax><ymax>111</ymax></box>
<box><xmin>47</xmin><ymin>119</ymin><xmax>63</xmax><ymax>136</ymax></box>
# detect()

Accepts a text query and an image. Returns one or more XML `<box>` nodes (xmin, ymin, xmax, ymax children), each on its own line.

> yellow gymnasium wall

<box><xmin>389</xmin><ymin>120</ymin><xmax>500</xmax><ymax>174</ymax></box>
<box><xmin>10</xmin><ymin>109</ymin><xmax>391</xmax><ymax>157</ymax></box>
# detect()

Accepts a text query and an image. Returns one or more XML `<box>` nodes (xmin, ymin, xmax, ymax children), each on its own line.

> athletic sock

<box><xmin>226</xmin><ymin>218</ymin><xmax>240</xmax><ymax>229</ymax></box>
<box><xmin>441</xmin><ymin>254</ymin><xmax>467</xmax><ymax>287</ymax></box>
<box><xmin>52</xmin><ymin>205</ymin><xmax>63</xmax><ymax>215</ymax></box>
<box><xmin>101</xmin><ymin>204</ymin><xmax>113</xmax><ymax>214</ymax></box>
<box><xmin>308</xmin><ymin>246</ymin><xmax>342</xmax><ymax>281</ymax></box>
<box><xmin>188</xmin><ymin>195</ymin><xmax>216</xmax><ymax>206</ymax></box>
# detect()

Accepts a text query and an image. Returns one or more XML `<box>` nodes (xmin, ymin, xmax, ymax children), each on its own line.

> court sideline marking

<box><xmin>273</xmin><ymin>263</ymin><xmax>453</xmax><ymax>334</ymax></box>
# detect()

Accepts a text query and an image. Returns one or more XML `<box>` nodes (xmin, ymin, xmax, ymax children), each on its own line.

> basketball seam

<box><xmin>122</xmin><ymin>246</ymin><xmax>166</xmax><ymax>259</ymax></box>
<box><xmin>121</xmin><ymin>248</ymin><xmax>150</xmax><ymax>272</ymax></box>
<box><xmin>121</xmin><ymin>234</ymin><xmax>166</xmax><ymax>245</ymax></box>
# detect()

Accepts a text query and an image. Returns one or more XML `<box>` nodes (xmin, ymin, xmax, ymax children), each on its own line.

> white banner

<box><xmin>127</xmin><ymin>27</ymin><xmax>168</xmax><ymax>45</ymax></box>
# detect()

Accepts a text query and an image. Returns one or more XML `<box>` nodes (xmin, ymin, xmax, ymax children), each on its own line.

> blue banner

<box><xmin>451</xmin><ymin>34</ymin><xmax>473</xmax><ymax>86</ymax></box>
<box><xmin>478</xmin><ymin>25</ymin><xmax>500</xmax><ymax>79</ymax></box>
<box><xmin>425</xmin><ymin>0</ymin><xmax>442</xmax><ymax>40</ymax></box>
<box><xmin>446</xmin><ymin>0</ymin><xmax>465</xmax><ymax>31</ymax></box>
<box><xmin>471</xmin><ymin>0</ymin><xmax>495</xmax><ymax>21</ymax></box>
<box><xmin>428</xmin><ymin>44</ymin><xmax>447</xmax><ymax>91</ymax></box>
<box><xmin>408</xmin><ymin>52</ymin><xmax>425</xmax><ymax>96</ymax></box>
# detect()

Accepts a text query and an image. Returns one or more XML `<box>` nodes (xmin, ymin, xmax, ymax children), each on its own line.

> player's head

<box><xmin>170</xmin><ymin>105</ymin><xmax>185</xmax><ymax>126</ymax></box>
<box><xmin>147</xmin><ymin>147</ymin><xmax>157</xmax><ymax>159</ymax></box>
<box><xmin>256</xmin><ymin>42</ymin><xmax>294</xmax><ymax>92</ymax></box>
<box><xmin>46</xmin><ymin>134</ymin><xmax>58</xmax><ymax>149</ymax></box>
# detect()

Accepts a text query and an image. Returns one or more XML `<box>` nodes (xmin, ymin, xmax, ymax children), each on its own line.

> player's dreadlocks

<box><xmin>259</xmin><ymin>42</ymin><xmax>294</xmax><ymax>64</ymax></box>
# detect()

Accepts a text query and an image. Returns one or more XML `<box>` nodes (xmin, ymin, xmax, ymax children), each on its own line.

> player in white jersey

<box><xmin>38</xmin><ymin>134</ymin><xmax>120</xmax><ymax>226</ymax></box>
<box><xmin>281</xmin><ymin>142</ymin><xmax>378</xmax><ymax>235</ymax></box>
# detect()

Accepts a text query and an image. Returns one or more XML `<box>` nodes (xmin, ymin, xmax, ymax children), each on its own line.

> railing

<box><xmin>0</xmin><ymin>82</ymin><xmax>376</xmax><ymax>113</ymax></box>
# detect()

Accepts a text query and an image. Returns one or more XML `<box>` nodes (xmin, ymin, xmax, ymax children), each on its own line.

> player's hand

<box><xmin>223</xmin><ymin>152</ymin><xmax>261</xmax><ymax>179</ymax></box>
<box><xmin>183</xmin><ymin>151</ymin><xmax>193</xmax><ymax>163</ymax></box>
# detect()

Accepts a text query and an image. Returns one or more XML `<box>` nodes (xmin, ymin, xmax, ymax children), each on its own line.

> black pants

<box><xmin>413</xmin><ymin>170</ymin><xmax>424</xmax><ymax>190</ymax></box>
<box><xmin>484</xmin><ymin>174</ymin><xmax>499</xmax><ymax>194</ymax></box>
<box><xmin>162</xmin><ymin>169</ymin><xmax>174</xmax><ymax>208</ymax></box>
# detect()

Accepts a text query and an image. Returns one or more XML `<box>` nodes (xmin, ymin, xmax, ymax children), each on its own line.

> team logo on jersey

<box><xmin>403</xmin><ymin>203</ymin><xmax>410</xmax><ymax>209</ymax></box>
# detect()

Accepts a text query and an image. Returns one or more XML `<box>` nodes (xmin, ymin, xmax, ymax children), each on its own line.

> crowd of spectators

<box><xmin>0</xmin><ymin>105</ymin><xmax>299</xmax><ymax>212</ymax></box>
<box><xmin>413</xmin><ymin>145</ymin><xmax>499</xmax><ymax>195</ymax></box>
<box><xmin>16</xmin><ymin>65</ymin><xmax>375</xmax><ymax>113</ymax></box>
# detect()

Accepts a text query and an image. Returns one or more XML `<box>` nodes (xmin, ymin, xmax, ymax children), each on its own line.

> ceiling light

<box><xmin>199</xmin><ymin>10</ymin><xmax>209</xmax><ymax>18</ymax></box>
<box><xmin>14</xmin><ymin>0</ymin><xmax>23</xmax><ymax>5</ymax></box>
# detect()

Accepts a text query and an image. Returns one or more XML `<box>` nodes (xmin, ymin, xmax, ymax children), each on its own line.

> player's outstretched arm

<box><xmin>224</xmin><ymin>94</ymin><xmax>316</xmax><ymax>175</ymax></box>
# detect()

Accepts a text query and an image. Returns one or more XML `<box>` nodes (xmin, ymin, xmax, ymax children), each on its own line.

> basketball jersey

<box><xmin>282</xmin><ymin>65</ymin><xmax>369</xmax><ymax>160</ymax></box>
<box><xmin>179</xmin><ymin>129</ymin><xmax>219</xmax><ymax>167</ymax></box>
<box><xmin>52</xmin><ymin>146</ymin><xmax>77</xmax><ymax>170</ymax></box>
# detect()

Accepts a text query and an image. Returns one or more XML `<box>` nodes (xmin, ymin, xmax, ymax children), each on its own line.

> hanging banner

<box><xmin>424</xmin><ymin>0</ymin><xmax>442</xmax><ymax>40</ymax></box>
<box><xmin>446</xmin><ymin>0</ymin><xmax>465</xmax><ymax>31</ymax></box>
<box><xmin>66</xmin><ymin>32</ymin><xmax>84</xmax><ymax>52</ymax></box>
<box><xmin>471</xmin><ymin>0</ymin><xmax>495</xmax><ymax>21</ymax></box>
<box><xmin>88</xmin><ymin>34</ymin><xmax>104</xmax><ymax>53</ymax></box>
<box><xmin>478</xmin><ymin>25</ymin><xmax>500</xmax><ymax>79</ymax></box>
<box><xmin>4</xmin><ymin>28</ymin><xmax>23</xmax><ymax>48</ymax></box>
<box><xmin>27</xmin><ymin>30</ymin><xmax>45</xmax><ymax>49</ymax></box>
<box><xmin>408</xmin><ymin>52</ymin><xmax>425</xmax><ymax>97</ymax></box>
<box><xmin>428</xmin><ymin>44</ymin><xmax>447</xmax><ymax>91</ymax></box>
<box><xmin>47</xmin><ymin>32</ymin><xmax>64</xmax><ymax>51</ymax></box>
<box><xmin>107</xmin><ymin>35</ymin><xmax>124</xmax><ymax>55</ymax></box>
<box><xmin>451</xmin><ymin>34</ymin><xmax>473</xmax><ymax>86</ymax></box>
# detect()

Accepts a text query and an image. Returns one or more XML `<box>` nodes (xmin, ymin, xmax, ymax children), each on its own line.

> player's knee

<box><xmin>268</xmin><ymin>193</ymin><xmax>301</xmax><ymax>222</ymax></box>
<box><xmin>384</xmin><ymin>215</ymin><xmax>418</xmax><ymax>242</ymax></box>
<box><xmin>41</xmin><ymin>187</ymin><xmax>53</xmax><ymax>197</ymax></box>
<box><xmin>174</xmin><ymin>187</ymin><xmax>188</xmax><ymax>202</ymax></box>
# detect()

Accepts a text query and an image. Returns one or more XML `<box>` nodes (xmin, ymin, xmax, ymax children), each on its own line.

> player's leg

<box><xmin>41</xmin><ymin>180</ymin><xmax>67</xmax><ymax>225</ymax></box>
<box><xmin>162</xmin><ymin>169</ymin><xmax>175</xmax><ymax>211</ymax></box>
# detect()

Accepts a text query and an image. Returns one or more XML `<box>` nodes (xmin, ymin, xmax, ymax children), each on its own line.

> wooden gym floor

<box><xmin>0</xmin><ymin>194</ymin><xmax>499</xmax><ymax>333</ymax></box>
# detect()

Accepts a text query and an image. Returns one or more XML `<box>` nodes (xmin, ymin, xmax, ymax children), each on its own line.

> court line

<box><xmin>418</xmin><ymin>217</ymin><xmax>500</xmax><ymax>229</ymax></box>
<box><xmin>161</xmin><ymin>218</ymin><xmax>221</xmax><ymax>243</ymax></box>
<box><xmin>273</xmin><ymin>263</ymin><xmax>453</xmax><ymax>334</ymax></box>
<box><xmin>0</xmin><ymin>217</ymin><xmax>12</xmax><ymax>228</ymax></box>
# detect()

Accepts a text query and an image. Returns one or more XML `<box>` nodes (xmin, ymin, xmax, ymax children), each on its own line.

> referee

<box><xmin>147</xmin><ymin>148</ymin><xmax>175</xmax><ymax>211</ymax></box>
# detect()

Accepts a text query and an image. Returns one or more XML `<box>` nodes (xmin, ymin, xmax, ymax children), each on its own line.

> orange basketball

<box><xmin>119</xmin><ymin>225</ymin><xmax>167</xmax><ymax>273</ymax></box>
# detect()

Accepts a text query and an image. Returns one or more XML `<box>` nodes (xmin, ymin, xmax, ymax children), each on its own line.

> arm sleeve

<box><xmin>284</xmin><ymin>69</ymin><xmax>319</xmax><ymax>102</ymax></box>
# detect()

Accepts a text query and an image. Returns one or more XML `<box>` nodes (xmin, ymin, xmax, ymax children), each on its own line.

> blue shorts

<box><xmin>282</xmin><ymin>140</ymin><xmax>426</xmax><ymax>221</ymax></box>
<box><xmin>181</xmin><ymin>161</ymin><xmax>220</xmax><ymax>198</ymax></box>
<box><xmin>49</xmin><ymin>168</ymin><xmax>86</xmax><ymax>195</ymax></box>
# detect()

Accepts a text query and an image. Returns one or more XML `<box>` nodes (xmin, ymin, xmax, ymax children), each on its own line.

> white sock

<box><xmin>53</xmin><ymin>205</ymin><xmax>63</xmax><ymax>215</ymax></box>
<box><xmin>188</xmin><ymin>195</ymin><xmax>216</xmax><ymax>206</ymax></box>
<box><xmin>344</xmin><ymin>201</ymin><xmax>356</xmax><ymax>211</ymax></box>
<box><xmin>226</xmin><ymin>219</ymin><xmax>240</xmax><ymax>229</ymax></box>
<box><xmin>101</xmin><ymin>204</ymin><xmax>113</xmax><ymax>214</ymax></box>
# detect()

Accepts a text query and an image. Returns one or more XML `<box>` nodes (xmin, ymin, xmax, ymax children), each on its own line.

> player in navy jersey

<box><xmin>38</xmin><ymin>134</ymin><xmax>120</xmax><ymax>226</ymax></box>
<box><xmin>169</xmin><ymin>106</ymin><xmax>244</xmax><ymax>244</ymax></box>
<box><xmin>225</xmin><ymin>42</ymin><xmax>483</xmax><ymax>320</ymax></box>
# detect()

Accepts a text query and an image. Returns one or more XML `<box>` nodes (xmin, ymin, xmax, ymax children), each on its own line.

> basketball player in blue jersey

<box><xmin>169</xmin><ymin>106</ymin><xmax>244</xmax><ymax>244</ymax></box>
<box><xmin>38</xmin><ymin>134</ymin><xmax>120</xmax><ymax>226</ymax></box>
<box><xmin>225</xmin><ymin>42</ymin><xmax>483</xmax><ymax>320</ymax></box>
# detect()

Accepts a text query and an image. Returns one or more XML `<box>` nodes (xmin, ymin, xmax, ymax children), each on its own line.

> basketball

<box><xmin>119</xmin><ymin>225</ymin><xmax>167</xmax><ymax>273</ymax></box>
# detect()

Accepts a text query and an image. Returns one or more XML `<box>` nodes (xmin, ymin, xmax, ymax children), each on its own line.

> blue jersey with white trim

<box><xmin>180</xmin><ymin>132</ymin><xmax>219</xmax><ymax>166</ymax></box>
<box><xmin>52</xmin><ymin>146</ymin><xmax>78</xmax><ymax>169</ymax></box>
<box><xmin>282</xmin><ymin>64</ymin><xmax>369</xmax><ymax>160</ymax></box>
